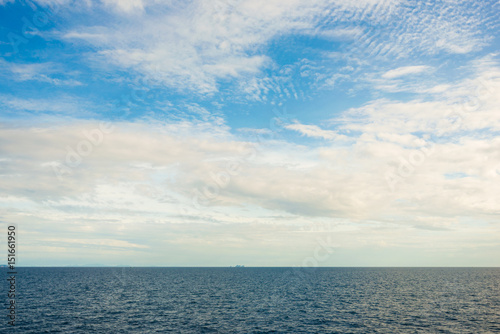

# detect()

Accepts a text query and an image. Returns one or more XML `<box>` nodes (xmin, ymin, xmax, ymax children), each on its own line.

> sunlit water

<box><xmin>2</xmin><ymin>267</ymin><xmax>499</xmax><ymax>333</ymax></box>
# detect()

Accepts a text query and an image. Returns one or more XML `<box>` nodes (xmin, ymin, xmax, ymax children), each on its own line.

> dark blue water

<box><xmin>2</xmin><ymin>267</ymin><xmax>499</xmax><ymax>333</ymax></box>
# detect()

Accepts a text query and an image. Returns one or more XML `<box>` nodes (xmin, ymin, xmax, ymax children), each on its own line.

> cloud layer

<box><xmin>1</xmin><ymin>58</ymin><xmax>499</xmax><ymax>264</ymax></box>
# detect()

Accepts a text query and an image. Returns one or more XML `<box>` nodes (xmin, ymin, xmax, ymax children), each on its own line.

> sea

<box><xmin>2</xmin><ymin>267</ymin><xmax>499</xmax><ymax>333</ymax></box>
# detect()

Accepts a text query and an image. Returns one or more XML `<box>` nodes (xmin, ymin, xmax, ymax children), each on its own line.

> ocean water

<box><xmin>2</xmin><ymin>267</ymin><xmax>499</xmax><ymax>333</ymax></box>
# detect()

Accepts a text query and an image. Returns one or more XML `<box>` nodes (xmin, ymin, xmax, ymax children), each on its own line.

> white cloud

<box><xmin>45</xmin><ymin>0</ymin><xmax>496</xmax><ymax>100</ymax></box>
<box><xmin>101</xmin><ymin>0</ymin><xmax>146</xmax><ymax>13</ymax></box>
<box><xmin>1</xmin><ymin>72</ymin><xmax>499</xmax><ymax>224</ymax></box>
<box><xmin>315</xmin><ymin>27</ymin><xmax>365</xmax><ymax>40</ymax></box>
<box><xmin>58</xmin><ymin>0</ymin><xmax>406</xmax><ymax>95</ymax></box>
<box><xmin>0</xmin><ymin>60</ymin><xmax>83</xmax><ymax>86</ymax></box>
<box><xmin>62</xmin><ymin>0</ymin><xmax>331</xmax><ymax>93</ymax></box>
<box><xmin>285</xmin><ymin>122</ymin><xmax>345</xmax><ymax>140</ymax></box>
<box><xmin>2</xmin><ymin>58</ymin><xmax>499</xmax><ymax>227</ymax></box>
<box><xmin>382</xmin><ymin>65</ymin><xmax>431</xmax><ymax>79</ymax></box>
<box><xmin>43</xmin><ymin>237</ymin><xmax>149</xmax><ymax>249</ymax></box>
<box><xmin>0</xmin><ymin>94</ymin><xmax>96</xmax><ymax>117</ymax></box>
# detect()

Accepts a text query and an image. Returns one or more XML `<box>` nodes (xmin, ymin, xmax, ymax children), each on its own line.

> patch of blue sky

<box><xmin>444</xmin><ymin>172</ymin><xmax>470</xmax><ymax>180</ymax></box>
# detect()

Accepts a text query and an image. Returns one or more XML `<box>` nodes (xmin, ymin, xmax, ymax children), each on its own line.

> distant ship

<box><xmin>230</xmin><ymin>265</ymin><xmax>245</xmax><ymax>268</ymax></box>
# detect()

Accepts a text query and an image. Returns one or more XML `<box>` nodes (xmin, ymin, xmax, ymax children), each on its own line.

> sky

<box><xmin>0</xmin><ymin>0</ymin><xmax>499</xmax><ymax>267</ymax></box>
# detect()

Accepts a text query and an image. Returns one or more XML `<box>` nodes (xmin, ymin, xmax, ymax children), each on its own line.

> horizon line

<box><xmin>3</xmin><ymin>266</ymin><xmax>500</xmax><ymax>268</ymax></box>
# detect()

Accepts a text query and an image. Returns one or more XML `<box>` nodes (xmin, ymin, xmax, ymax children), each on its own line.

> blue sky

<box><xmin>0</xmin><ymin>0</ymin><xmax>499</xmax><ymax>266</ymax></box>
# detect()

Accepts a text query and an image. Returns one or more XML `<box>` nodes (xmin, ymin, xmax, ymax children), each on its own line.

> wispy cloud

<box><xmin>101</xmin><ymin>0</ymin><xmax>146</xmax><ymax>13</ymax></box>
<box><xmin>0</xmin><ymin>94</ymin><xmax>96</xmax><ymax>117</ymax></box>
<box><xmin>48</xmin><ymin>0</ymin><xmax>394</xmax><ymax>96</ymax></box>
<box><xmin>314</xmin><ymin>27</ymin><xmax>365</xmax><ymax>41</ymax></box>
<box><xmin>37</xmin><ymin>0</ymin><xmax>495</xmax><ymax>101</ymax></box>
<box><xmin>381</xmin><ymin>65</ymin><xmax>431</xmax><ymax>79</ymax></box>
<box><xmin>61</xmin><ymin>0</ymin><xmax>336</xmax><ymax>94</ymax></box>
<box><xmin>285</xmin><ymin>122</ymin><xmax>345</xmax><ymax>140</ymax></box>
<box><xmin>0</xmin><ymin>60</ymin><xmax>83</xmax><ymax>86</ymax></box>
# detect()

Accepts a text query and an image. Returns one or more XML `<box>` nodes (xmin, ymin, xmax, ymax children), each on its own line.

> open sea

<box><xmin>2</xmin><ymin>267</ymin><xmax>499</xmax><ymax>333</ymax></box>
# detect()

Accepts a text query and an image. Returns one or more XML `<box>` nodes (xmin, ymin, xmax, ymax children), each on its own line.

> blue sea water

<box><xmin>2</xmin><ymin>267</ymin><xmax>499</xmax><ymax>333</ymax></box>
